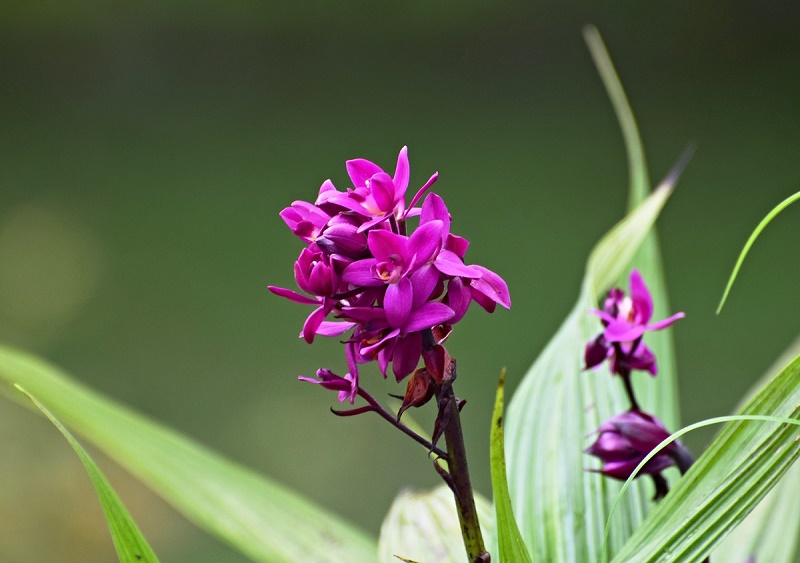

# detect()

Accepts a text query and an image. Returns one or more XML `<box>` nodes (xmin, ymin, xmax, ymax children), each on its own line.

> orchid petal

<box><xmin>302</xmin><ymin>306</ymin><xmax>328</xmax><ymax>343</ymax></box>
<box><xmin>603</xmin><ymin>320</ymin><xmax>645</xmax><ymax>343</ymax></box>
<box><xmin>408</xmin><ymin>220</ymin><xmax>443</xmax><ymax>266</ymax></box>
<box><xmin>629</xmin><ymin>269</ymin><xmax>654</xmax><ymax>324</ymax></box>
<box><xmin>393</xmin><ymin>146</ymin><xmax>410</xmax><ymax>193</ymax></box>
<box><xmin>355</xmin><ymin>213</ymin><xmax>391</xmax><ymax>233</ymax></box>
<box><xmin>404</xmin><ymin>302</ymin><xmax>454</xmax><ymax>332</ymax></box>
<box><xmin>385</xmin><ymin>277</ymin><xmax>413</xmax><ymax>329</ymax></box>
<box><xmin>410</xmin><ymin>265</ymin><xmax>440</xmax><ymax>309</ymax></box>
<box><xmin>391</xmin><ymin>332</ymin><xmax>422</xmax><ymax>381</ymax></box>
<box><xmin>369</xmin><ymin>172</ymin><xmax>396</xmax><ymax>213</ymax></box>
<box><xmin>645</xmin><ymin>312</ymin><xmax>686</xmax><ymax>332</ymax></box>
<box><xmin>368</xmin><ymin>229</ymin><xmax>408</xmax><ymax>263</ymax></box>
<box><xmin>445</xmin><ymin>277</ymin><xmax>472</xmax><ymax>324</ymax></box>
<box><xmin>420</xmin><ymin>193</ymin><xmax>451</xmax><ymax>240</ymax></box>
<box><xmin>469</xmin><ymin>265</ymin><xmax>511</xmax><ymax>309</ymax></box>
<box><xmin>404</xmin><ymin>171</ymin><xmax>439</xmax><ymax>216</ymax></box>
<box><xmin>434</xmin><ymin>249</ymin><xmax>482</xmax><ymax>278</ymax></box>
<box><xmin>341</xmin><ymin>259</ymin><xmax>383</xmax><ymax>286</ymax></box>
<box><xmin>268</xmin><ymin>286</ymin><xmax>318</xmax><ymax>305</ymax></box>
<box><xmin>346</xmin><ymin>158</ymin><xmax>383</xmax><ymax>188</ymax></box>
<box><xmin>315</xmin><ymin>321</ymin><xmax>356</xmax><ymax>337</ymax></box>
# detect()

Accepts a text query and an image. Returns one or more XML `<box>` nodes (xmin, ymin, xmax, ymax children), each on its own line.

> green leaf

<box><xmin>490</xmin><ymin>369</ymin><xmax>533</xmax><ymax>563</ymax></box>
<box><xmin>583</xmin><ymin>24</ymin><xmax>686</xmax><ymax>431</ymax></box>
<box><xmin>611</xmin><ymin>354</ymin><xmax>800</xmax><ymax>562</ymax></box>
<box><xmin>14</xmin><ymin>384</ymin><xmax>159</xmax><ymax>563</ymax></box>
<box><xmin>505</xmin><ymin>158</ymin><xmax>687</xmax><ymax>561</ymax></box>
<box><xmin>504</xmin><ymin>28</ymin><xmax>691</xmax><ymax>561</ymax></box>
<box><xmin>377</xmin><ymin>485</ymin><xmax>494</xmax><ymax>563</ymax></box>
<box><xmin>0</xmin><ymin>344</ymin><xmax>377</xmax><ymax>563</ymax></box>
<box><xmin>717</xmin><ymin>190</ymin><xmax>800</xmax><ymax>313</ymax></box>
<box><xmin>712</xmin><ymin>334</ymin><xmax>800</xmax><ymax>563</ymax></box>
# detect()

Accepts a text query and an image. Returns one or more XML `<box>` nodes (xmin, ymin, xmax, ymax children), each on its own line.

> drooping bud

<box><xmin>585</xmin><ymin>410</ymin><xmax>677</xmax><ymax>482</ymax></box>
<box><xmin>397</xmin><ymin>367</ymin><xmax>435</xmax><ymax>419</ymax></box>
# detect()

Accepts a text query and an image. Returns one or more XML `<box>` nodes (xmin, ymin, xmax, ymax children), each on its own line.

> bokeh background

<box><xmin>2</xmin><ymin>2</ymin><xmax>800</xmax><ymax>561</ymax></box>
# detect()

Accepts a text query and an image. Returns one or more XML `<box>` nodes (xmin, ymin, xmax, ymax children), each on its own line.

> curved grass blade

<box><xmin>717</xmin><ymin>190</ymin><xmax>800</xmax><ymax>313</ymax></box>
<box><xmin>712</xmin><ymin>334</ymin><xmax>800</xmax><ymax>563</ymax></box>
<box><xmin>505</xmin><ymin>157</ymin><xmax>687</xmax><ymax>561</ymax></box>
<box><xmin>0</xmin><ymin>345</ymin><xmax>377</xmax><ymax>563</ymax></box>
<box><xmin>14</xmin><ymin>384</ymin><xmax>159</xmax><ymax>563</ymax></box>
<box><xmin>490</xmin><ymin>369</ymin><xmax>532</xmax><ymax>563</ymax></box>
<box><xmin>377</xmin><ymin>485</ymin><xmax>494</xmax><ymax>563</ymax></box>
<box><xmin>611</xmin><ymin>353</ymin><xmax>800</xmax><ymax>562</ymax></box>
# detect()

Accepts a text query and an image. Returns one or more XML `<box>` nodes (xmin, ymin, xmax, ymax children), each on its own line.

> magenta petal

<box><xmin>435</xmin><ymin>249</ymin><xmax>482</xmax><ymax>277</ymax></box>
<box><xmin>346</xmin><ymin>158</ymin><xmax>383</xmax><ymax>188</ymax></box>
<box><xmin>302</xmin><ymin>306</ymin><xmax>328</xmax><ymax>343</ymax></box>
<box><xmin>629</xmin><ymin>270</ymin><xmax>654</xmax><ymax>324</ymax></box>
<box><xmin>404</xmin><ymin>302</ymin><xmax>454</xmax><ymax>332</ymax></box>
<box><xmin>604</xmin><ymin>320</ymin><xmax>645</xmax><ymax>343</ymax></box>
<box><xmin>391</xmin><ymin>332</ymin><xmax>422</xmax><ymax>381</ymax></box>
<box><xmin>408</xmin><ymin>220</ymin><xmax>443</xmax><ymax>265</ymax></box>
<box><xmin>446</xmin><ymin>234</ymin><xmax>469</xmax><ymax>258</ymax></box>
<box><xmin>370</xmin><ymin>172</ymin><xmax>396</xmax><ymax>212</ymax></box>
<box><xmin>420</xmin><ymin>193</ymin><xmax>451</xmax><ymax>239</ymax></box>
<box><xmin>341</xmin><ymin>306</ymin><xmax>388</xmax><ymax>326</ymax></box>
<box><xmin>368</xmin><ymin>229</ymin><xmax>408</xmax><ymax>263</ymax></box>
<box><xmin>316</xmin><ymin>321</ymin><xmax>356</xmax><ymax>336</ymax></box>
<box><xmin>469</xmin><ymin>265</ymin><xmax>511</xmax><ymax>309</ymax></box>
<box><xmin>393</xmin><ymin>146</ymin><xmax>410</xmax><ymax>193</ymax></box>
<box><xmin>589</xmin><ymin>308</ymin><xmax>616</xmax><ymax>324</ymax></box>
<box><xmin>471</xmin><ymin>285</ymin><xmax>497</xmax><ymax>313</ymax></box>
<box><xmin>268</xmin><ymin>286</ymin><xmax>319</xmax><ymax>305</ymax></box>
<box><xmin>645</xmin><ymin>312</ymin><xmax>685</xmax><ymax>331</ymax></box>
<box><xmin>410</xmin><ymin>265</ymin><xmax>440</xmax><ymax>309</ymax></box>
<box><xmin>406</xmin><ymin>172</ymin><xmax>439</xmax><ymax>215</ymax></box>
<box><xmin>445</xmin><ymin>277</ymin><xmax>472</xmax><ymax>324</ymax></box>
<box><xmin>385</xmin><ymin>277</ymin><xmax>413</xmax><ymax>328</ymax></box>
<box><xmin>341</xmin><ymin>259</ymin><xmax>383</xmax><ymax>286</ymax></box>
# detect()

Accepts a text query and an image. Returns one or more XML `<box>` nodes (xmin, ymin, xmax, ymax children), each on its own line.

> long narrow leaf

<box><xmin>717</xmin><ymin>190</ymin><xmax>800</xmax><ymax>313</ymax></box>
<box><xmin>14</xmin><ymin>384</ymin><xmax>159</xmax><ymax>563</ymax></box>
<box><xmin>611</xmin><ymin>354</ymin><xmax>800</xmax><ymax>562</ymax></box>
<box><xmin>490</xmin><ymin>369</ymin><xmax>533</xmax><ymax>563</ymax></box>
<box><xmin>0</xmin><ymin>345</ymin><xmax>377</xmax><ymax>563</ymax></box>
<box><xmin>712</xmin><ymin>334</ymin><xmax>800</xmax><ymax>563</ymax></box>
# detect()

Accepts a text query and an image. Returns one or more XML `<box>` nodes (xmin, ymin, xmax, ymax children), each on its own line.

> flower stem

<box><xmin>439</xmin><ymin>382</ymin><xmax>490</xmax><ymax>562</ymax></box>
<box><xmin>354</xmin><ymin>387</ymin><xmax>449</xmax><ymax>459</ymax></box>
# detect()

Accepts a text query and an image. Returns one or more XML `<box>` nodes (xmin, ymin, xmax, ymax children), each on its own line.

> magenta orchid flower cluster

<box><xmin>584</xmin><ymin>270</ymin><xmax>692</xmax><ymax>499</ymax></box>
<box><xmin>269</xmin><ymin>146</ymin><xmax>510</xmax><ymax>404</ymax></box>
<box><xmin>270</xmin><ymin>147</ymin><xmax>508</xmax><ymax>561</ymax></box>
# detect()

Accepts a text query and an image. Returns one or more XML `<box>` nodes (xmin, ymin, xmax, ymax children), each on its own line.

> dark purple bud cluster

<box><xmin>584</xmin><ymin>270</ymin><xmax>690</xmax><ymax>496</ymax></box>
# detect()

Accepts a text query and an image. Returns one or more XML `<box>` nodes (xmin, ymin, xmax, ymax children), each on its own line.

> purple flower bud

<box><xmin>298</xmin><ymin>368</ymin><xmax>357</xmax><ymax>404</ymax></box>
<box><xmin>585</xmin><ymin>410</ymin><xmax>677</xmax><ymax>481</ymax></box>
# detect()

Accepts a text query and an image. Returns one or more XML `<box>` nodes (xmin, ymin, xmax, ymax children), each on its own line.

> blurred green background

<box><xmin>2</xmin><ymin>2</ymin><xmax>800</xmax><ymax>561</ymax></box>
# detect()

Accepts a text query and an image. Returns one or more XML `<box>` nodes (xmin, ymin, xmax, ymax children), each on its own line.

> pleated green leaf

<box><xmin>583</xmin><ymin>24</ymin><xmax>683</xmax><ymax>429</ymax></box>
<box><xmin>717</xmin><ymin>189</ymin><xmax>800</xmax><ymax>313</ymax></box>
<box><xmin>0</xmin><ymin>345</ymin><xmax>377</xmax><ymax>563</ymax></box>
<box><xmin>14</xmin><ymin>384</ymin><xmax>159</xmax><ymax>563</ymax></box>
<box><xmin>377</xmin><ymin>485</ymin><xmax>494</xmax><ymax>563</ymax></box>
<box><xmin>712</xmin><ymin>335</ymin><xmax>800</xmax><ymax>563</ymax></box>
<box><xmin>503</xmin><ymin>27</ymin><xmax>689</xmax><ymax>562</ymax></box>
<box><xmin>490</xmin><ymin>369</ymin><xmax>532</xmax><ymax>563</ymax></box>
<box><xmin>611</xmin><ymin>354</ymin><xmax>800</xmax><ymax>562</ymax></box>
<box><xmin>505</xmin><ymin>164</ymin><xmax>686</xmax><ymax>561</ymax></box>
